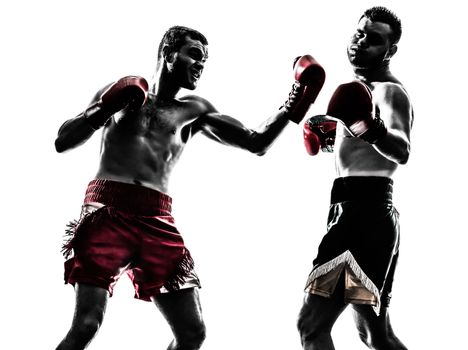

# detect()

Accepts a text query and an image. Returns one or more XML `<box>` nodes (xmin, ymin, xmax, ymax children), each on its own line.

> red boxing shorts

<box><xmin>62</xmin><ymin>179</ymin><xmax>200</xmax><ymax>301</ymax></box>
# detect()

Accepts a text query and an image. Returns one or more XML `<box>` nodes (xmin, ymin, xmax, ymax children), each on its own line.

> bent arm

<box><xmin>55</xmin><ymin>76</ymin><xmax>148</xmax><ymax>153</ymax></box>
<box><xmin>54</xmin><ymin>87</ymin><xmax>109</xmax><ymax>153</ymax></box>
<box><xmin>54</xmin><ymin>113</ymin><xmax>99</xmax><ymax>153</ymax></box>
<box><xmin>372</xmin><ymin>85</ymin><xmax>413</xmax><ymax>164</ymax></box>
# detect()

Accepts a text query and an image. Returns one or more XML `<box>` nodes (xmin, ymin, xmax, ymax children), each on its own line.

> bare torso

<box><xmin>335</xmin><ymin>79</ymin><xmax>413</xmax><ymax>178</ymax></box>
<box><xmin>335</xmin><ymin>129</ymin><xmax>398</xmax><ymax>177</ymax></box>
<box><xmin>96</xmin><ymin>94</ymin><xmax>204</xmax><ymax>194</ymax></box>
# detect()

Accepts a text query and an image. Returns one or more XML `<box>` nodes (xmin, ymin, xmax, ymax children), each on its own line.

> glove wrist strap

<box><xmin>360</xmin><ymin>117</ymin><xmax>387</xmax><ymax>144</ymax></box>
<box><xmin>83</xmin><ymin>102</ymin><xmax>110</xmax><ymax>130</ymax></box>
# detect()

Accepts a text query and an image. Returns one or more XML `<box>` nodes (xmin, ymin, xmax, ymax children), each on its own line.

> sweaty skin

<box><xmin>54</xmin><ymin>32</ymin><xmax>306</xmax><ymax>350</ymax></box>
<box><xmin>336</xmin><ymin>17</ymin><xmax>413</xmax><ymax>177</ymax></box>
<box><xmin>56</xmin><ymin>37</ymin><xmax>292</xmax><ymax>194</ymax></box>
<box><xmin>298</xmin><ymin>13</ymin><xmax>412</xmax><ymax>350</ymax></box>
<box><xmin>335</xmin><ymin>80</ymin><xmax>413</xmax><ymax>176</ymax></box>
<box><xmin>96</xmin><ymin>94</ymin><xmax>208</xmax><ymax>193</ymax></box>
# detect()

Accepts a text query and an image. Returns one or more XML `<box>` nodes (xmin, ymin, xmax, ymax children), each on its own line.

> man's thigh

<box><xmin>152</xmin><ymin>288</ymin><xmax>204</xmax><ymax>334</ymax></box>
<box><xmin>351</xmin><ymin>304</ymin><xmax>391</xmax><ymax>337</ymax></box>
<box><xmin>298</xmin><ymin>292</ymin><xmax>348</xmax><ymax>333</ymax></box>
<box><xmin>72</xmin><ymin>283</ymin><xmax>109</xmax><ymax>322</ymax></box>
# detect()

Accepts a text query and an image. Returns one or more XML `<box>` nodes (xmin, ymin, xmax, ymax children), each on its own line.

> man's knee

<box><xmin>298</xmin><ymin>318</ymin><xmax>331</xmax><ymax>345</ymax></box>
<box><xmin>355</xmin><ymin>307</ymin><xmax>406</xmax><ymax>350</ymax></box>
<box><xmin>358</xmin><ymin>332</ymin><xmax>408</xmax><ymax>350</ymax></box>
<box><xmin>356</xmin><ymin>326</ymin><xmax>373</xmax><ymax>348</ymax></box>
<box><xmin>355</xmin><ymin>326</ymin><xmax>393</xmax><ymax>349</ymax></box>
<box><xmin>176</xmin><ymin>321</ymin><xmax>206</xmax><ymax>349</ymax></box>
<box><xmin>297</xmin><ymin>304</ymin><xmax>332</xmax><ymax>345</ymax></box>
<box><xmin>354</xmin><ymin>312</ymin><xmax>384</xmax><ymax>349</ymax></box>
<box><xmin>73</xmin><ymin>313</ymin><xmax>103</xmax><ymax>338</ymax></box>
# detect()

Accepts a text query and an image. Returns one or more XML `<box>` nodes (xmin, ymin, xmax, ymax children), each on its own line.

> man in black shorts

<box><xmin>299</xmin><ymin>6</ymin><xmax>413</xmax><ymax>350</ymax></box>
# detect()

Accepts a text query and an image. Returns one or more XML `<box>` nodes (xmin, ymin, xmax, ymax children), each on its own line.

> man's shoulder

<box><xmin>372</xmin><ymin>80</ymin><xmax>403</xmax><ymax>92</ymax></box>
<box><xmin>179</xmin><ymin>94</ymin><xmax>217</xmax><ymax>114</ymax></box>
<box><xmin>371</xmin><ymin>80</ymin><xmax>413</xmax><ymax>125</ymax></box>
<box><xmin>372</xmin><ymin>81</ymin><xmax>409</xmax><ymax>104</ymax></box>
<box><xmin>180</xmin><ymin>94</ymin><xmax>209</xmax><ymax>104</ymax></box>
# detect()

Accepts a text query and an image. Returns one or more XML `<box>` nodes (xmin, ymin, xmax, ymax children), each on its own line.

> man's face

<box><xmin>347</xmin><ymin>17</ymin><xmax>395</xmax><ymax>69</ymax></box>
<box><xmin>169</xmin><ymin>36</ymin><xmax>208</xmax><ymax>90</ymax></box>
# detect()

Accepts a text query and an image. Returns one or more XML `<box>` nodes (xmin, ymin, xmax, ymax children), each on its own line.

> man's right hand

<box><xmin>283</xmin><ymin>55</ymin><xmax>326</xmax><ymax>124</ymax></box>
<box><xmin>326</xmin><ymin>81</ymin><xmax>387</xmax><ymax>144</ymax></box>
<box><xmin>303</xmin><ymin>115</ymin><xmax>337</xmax><ymax>156</ymax></box>
<box><xmin>84</xmin><ymin>76</ymin><xmax>149</xmax><ymax>130</ymax></box>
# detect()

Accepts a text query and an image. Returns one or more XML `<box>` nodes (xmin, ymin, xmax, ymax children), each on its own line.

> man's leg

<box><xmin>297</xmin><ymin>291</ymin><xmax>348</xmax><ymax>350</ymax></box>
<box><xmin>56</xmin><ymin>283</ymin><xmax>109</xmax><ymax>350</ymax></box>
<box><xmin>352</xmin><ymin>305</ymin><xmax>408</xmax><ymax>350</ymax></box>
<box><xmin>153</xmin><ymin>288</ymin><xmax>206</xmax><ymax>350</ymax></box>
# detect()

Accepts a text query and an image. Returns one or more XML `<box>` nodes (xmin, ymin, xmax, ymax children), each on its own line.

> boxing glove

<box><xmin>84</xmin><ymin>76</ymin><xmax>149</xmax><ymax>130</ymax></box>
<box><xmin>283</xmin><ymin>55</ymin><xmax>326</xmax><ymax>124</ymax></box>
<box><xmin>303</xmin><ymin>115</ymin><xmax>337</xmax><ymax>155</ymax></box>
<box><xmin>326</xmin><ymin>81</ymin><xmax>387</xmax><ymax>143</ymax></box>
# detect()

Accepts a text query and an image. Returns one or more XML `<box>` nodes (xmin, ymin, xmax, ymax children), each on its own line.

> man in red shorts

<box><xmin>54</xmin><ymin>26</ymin><xmax>325</xmax><ymax>350</ymax></box>
<box><xmin>298</xmin><ymin>7</ymin><xmax>413</xmax><ymax>350</ymax></box>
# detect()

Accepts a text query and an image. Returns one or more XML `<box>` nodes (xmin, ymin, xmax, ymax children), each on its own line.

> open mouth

<box><xmin>349</xmin><ymin>45</ymin><xmax>364</xmax><ymax>54</ymax></box>
<box><xmin>191</xmin><ymin>69</ymin><xmax>202</xmax><ymax>80</ymax></box>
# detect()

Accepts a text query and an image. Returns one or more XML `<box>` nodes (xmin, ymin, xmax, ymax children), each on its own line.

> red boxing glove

<box><xmin>303</xmin><ymin>121</ymin><xmax>321</xmax><ymax>156</ymax></box>
<box><xmin>84</xmin><ymin>76</ymin><xmax>149</xmax><ymax>130</ymax></box>
<box><xmin>283</xmin><ymin>55</ymin><xmax>326</xmax><ymax>124</ymax></box>
<box><xmin>303</xmin><ymin>115</ymin><xmax>337</xmax><ymax>155</ymax></box>
<box><xmin>326</xmin><ymin>81</ymin><xmax>387</xmax><ymax>143</ymax></box>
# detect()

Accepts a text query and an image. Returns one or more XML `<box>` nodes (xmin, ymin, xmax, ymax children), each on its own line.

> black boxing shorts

<box><xmin>304</xmin><ymin>176</ymin><xmax>400</xmax><ymax>315</ymax></box>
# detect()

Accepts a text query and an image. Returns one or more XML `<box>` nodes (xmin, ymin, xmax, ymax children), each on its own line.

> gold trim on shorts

<box><xmin>307</xmin><ymin>263</ymin><xmax>377</xmax><ymax>305</ymax></box>
<box><xmin>305</xmin><ymin>250</ymin><xmax>381</xmax><ymax>314</ymax></box>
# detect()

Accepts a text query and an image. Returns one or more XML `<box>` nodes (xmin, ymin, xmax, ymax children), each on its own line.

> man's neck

<box><xmin>352</xmin><ymin>62</ymin><xmax>392</xmax><ymax>83</ymax></box>
<box><xmin>150</xmin><ymin>69</ymin><xmax>181</xmax><ymax>101</ymax></box>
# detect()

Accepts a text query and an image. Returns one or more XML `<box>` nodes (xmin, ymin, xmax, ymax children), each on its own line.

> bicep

<box><xmin>378</xmin><ymin>87</ymin><xmax>412</xmax><ymax>140</ymax></box>
<box><xmin>196</xmin><ymin>113</ymin><xmax>254</xmax><ymax>145</ymax></box>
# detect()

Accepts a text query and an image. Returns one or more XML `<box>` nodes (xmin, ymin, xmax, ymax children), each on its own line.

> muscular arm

<box><xmin>54</xmin><ymin>87</ymin><xmax>109</xmax><ymax>153</ymax></box>
<box><xmin>371</xmin><ymin>84</ymin><xmax>413</xmax><ymax>164</ymax></box>
<box><xmin>191</xmin><ymin>97</ymin><xmax>291</xmax><ymax>156</ymax></box>
<box><xmin>54</xmin><ymin>114</ymin><xmax>99</xmax><ymax>153</ymax></box>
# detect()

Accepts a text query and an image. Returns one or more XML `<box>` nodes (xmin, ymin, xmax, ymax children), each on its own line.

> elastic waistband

<box><xmin>84</xmin><ymin>179</ymin><xmax>172</xmax><ymax>215</ymax></box>
<box><xmin>331</xmin><ymin>176</ymin><xmax>393</xmax><ymax>204</ymax></box>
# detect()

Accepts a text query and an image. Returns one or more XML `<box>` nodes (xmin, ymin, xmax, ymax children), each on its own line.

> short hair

<box><xmin>157</xmin><ymin>26</ymin><xmax>208</xmax><ymax>64</ymax></box>
<box><xmin>361</xmin><ymin>6</ymin><xmax>402</xmax><ymax>45</ymax></box>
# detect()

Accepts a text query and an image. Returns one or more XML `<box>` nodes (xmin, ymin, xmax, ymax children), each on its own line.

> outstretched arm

<box><xmin>193</xmin><ymin>106</ymin><xmax>291</xmax><ymax>156</ymax></box>
<box><xmin>191</xmin><ymin>55</ymin><xmax>326</xmax><ymax>155</ymax></box>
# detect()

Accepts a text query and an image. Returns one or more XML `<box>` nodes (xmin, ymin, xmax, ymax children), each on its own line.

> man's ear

<box><xmin>387</xmin><ymin>44</ymin><xmax>398</xmax><ymax>59</ymax></box>
<box><xmin>162</xmin><ymin>45</ymin><xmax>175</xmax><ymax>63</ymax></box>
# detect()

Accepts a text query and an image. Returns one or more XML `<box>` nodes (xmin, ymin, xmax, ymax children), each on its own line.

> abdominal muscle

<box><xmin>335</xmin><ymin>131</ymin><xmax>397</xmax><ymax>179</ymax></box>
<box><xmin>94</xmin><ymin>126</ymin><xmax>184</xmax><ymax>195</ymax></box>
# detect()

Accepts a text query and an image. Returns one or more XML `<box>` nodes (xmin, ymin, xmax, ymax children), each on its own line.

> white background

<box><xmin>1</xmin><ymin>0</ymin><xmax>466</xmax><ymax>349</ymax></box>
